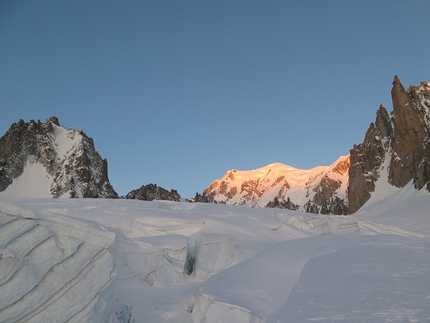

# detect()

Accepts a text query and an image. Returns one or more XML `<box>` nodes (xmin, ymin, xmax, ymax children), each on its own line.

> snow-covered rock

<box><xmin>203</xmin><ymin>156</ymin><xmax>349</xmax><ymax>214</ymax></box>
<box><xmin>126</xmin><ymin>183</ymin><xmax>181</xmax><ymax>202</ymax></box>
<box><xmin>0</xmin><ymin>117</ymin><xmax>117</xmax><ymax>198</ymax></box>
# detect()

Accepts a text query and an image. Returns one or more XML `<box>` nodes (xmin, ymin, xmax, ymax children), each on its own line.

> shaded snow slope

<box><xmin>267</xmin><ymin>234</ymin><xmax>430</xmax><ymax>323</ymax></box>
<box><xmin>0</xmin><ymin>161</ymin><xmax>52</xmax><ymax>198</ymax></box>
<box><xmin>356</xmin><ymin>182</ymin><xmax>430</xmax><ymax>237</ymax></box>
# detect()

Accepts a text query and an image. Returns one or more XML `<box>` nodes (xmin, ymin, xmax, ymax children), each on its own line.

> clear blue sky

<box><xmin>1</xmin><ymin>1</ymin><xmax>429</xmax><ymax>198</ymax></box>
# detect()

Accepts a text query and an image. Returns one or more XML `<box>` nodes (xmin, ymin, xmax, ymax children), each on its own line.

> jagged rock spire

<box><xmin>349</xmin><ymin>76</ymin><xmax>430</xmax><ymax>213</ymax></box>
<box><xmin>46</xmin><ymin>116</ymin><xmax>60</xmax><ymax>126</ymax></box>
<box><xmin>390</xmin><ymin>75</ymin><xmax>428</xmax><ymax>188</ymax></box>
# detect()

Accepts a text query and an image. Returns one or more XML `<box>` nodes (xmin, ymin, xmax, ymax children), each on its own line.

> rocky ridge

<box><xmin>0</xmin><ymin>117</ymin><xmax>118</xmax><ymax>198</ymax></box>
<box><xmin>125</xmin><ymin>183</ymin><xmax>181</xmax><ymax>202</ymax></box>
<box><xmin>348</xmin><ymin>76</ymin><xmax>430</xmax><ymax>213</ymax></box>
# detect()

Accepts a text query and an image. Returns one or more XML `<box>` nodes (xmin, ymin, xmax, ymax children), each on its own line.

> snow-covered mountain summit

<box><xmin>203</xmin><ymin>155</ymin><xmax>350</xmax><ymax>214</ymax></box>
<box><xmin>0</xmin><ymin>117</ymin><xmax>117</xmax><ymax>198</ymax></box>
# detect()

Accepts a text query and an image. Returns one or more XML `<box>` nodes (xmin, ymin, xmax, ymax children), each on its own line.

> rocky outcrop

<box><xmin>390</xmin><ymin>77</ymin><xmax>430</xmax><ymax>189</ymax></box>
<box><xmin>348</xmin><ymin>105</ymin><xmax>391</xmax><ymax>213</ymax></box>
<box><xmin>125</xmin><ymin>183</ymin><xmax>181</xmax><ymax>202</ymax></box>
<box><xmin>266</xmin><ymin>197</ymin><xmax>299</xmax><ymax>211</ymax></box>
<box><xmin>348</xmin><ymin>76</ymin><xmax>430</xmax><ymax>213</ymax></box>
<box><xmin>203</xmin><ymin>156</ymin><xmax>350</xmax><ymax>214</ymax></box>
<box><xmin>0</xmin><ymin>117</ymin><xmax>118</xmax><ymax>198</ymax></box>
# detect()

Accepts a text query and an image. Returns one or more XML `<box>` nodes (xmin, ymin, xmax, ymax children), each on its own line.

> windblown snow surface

<box><xmin>1</xmin><ymin>184</ymin><xmax>430</xmax><ymax>322</ymax></box>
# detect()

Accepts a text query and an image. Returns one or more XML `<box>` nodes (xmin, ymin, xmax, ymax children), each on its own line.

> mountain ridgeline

<box><xmin>204</xmin><ymin>76</ymin><xmax>430</xmax><ymax>214</ymax></box>
<box><xmin>1</xmin><ymin>76</ymin><xmax>429</xmax><ymax>213</ymax></box>
<box><xmin>202</xmin><ymin>157</ymin><xmax>350</xmax><ymax>214</ymax></box>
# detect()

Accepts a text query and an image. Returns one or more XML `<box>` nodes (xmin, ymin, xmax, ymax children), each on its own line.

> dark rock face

<box><xmin>193</xmin><ymin>192</ymin><xmax>216</xmax><ymax>203</ymax></box>
<box><xmin>348</xmin><ymin>76</ymin><xmax>430</xmax><ymax>213</ymax></box>
<box><xmin>266</xmin><ymin>197</ymin><xmax>299</xmax><ymax>211</ymax></box>
<box><xmin>0</xmin><ymin>117</ymin><xmax>118</xmax><ymax>198</ymax></box>
<box><xmin>390</xmin><ymin>77</ymin><xmax>430</xmax><ymax>189</ymax></box>
<box><xmin>126</xmin><ymin>183</ymin><xmax>181</xmax><ymax>202</ymax></box>
<box><xmin>348</xmin><ymin>105</ymin><xmax>391</xmax><ymax>213</ymax></box>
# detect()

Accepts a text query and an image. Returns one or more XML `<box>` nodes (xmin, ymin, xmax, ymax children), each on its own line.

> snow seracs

<box><xmin>0</xmin><ymin>200</ymin><xmax>116</xmax><ymax>323</ymax></box>
<box><xmin>348</xmin><ymin>76</ymin><xmax>430</xmax><ymax>213</ymax></box>
<box><xmin>203</xmin><ymin>155</ymin><xmax>350</xmax><ymax>214</ymax></box>
<box><xmin>0</xmin><ymin>117</ymin><xmax>118</xmax><ymax>198</ymax></box>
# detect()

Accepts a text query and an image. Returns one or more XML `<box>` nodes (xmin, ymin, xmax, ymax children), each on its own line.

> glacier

<box><xmin>1</xmin><ymin>193</ymin><xmax>430</xmax><ymax>323</ymax></box>
<box><xmin>0</xmin><ymin>201</ymin><xmax>116</xmax><ymax>323</ymax></box>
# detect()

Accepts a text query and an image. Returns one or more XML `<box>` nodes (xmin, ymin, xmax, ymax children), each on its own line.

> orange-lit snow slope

<box><xmin>204</xmin><ymin>155</ymin><xmax>350</xmax><ymax>213</ymax></box>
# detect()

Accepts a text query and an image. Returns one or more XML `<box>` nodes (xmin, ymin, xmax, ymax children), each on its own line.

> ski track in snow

<box><xmin>0</xmin><ymin>194</ymin><xmax>429</xmax><ymax>323</ymax></box>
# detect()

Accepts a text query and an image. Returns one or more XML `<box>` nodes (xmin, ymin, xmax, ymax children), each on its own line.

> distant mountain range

<box><xmin>202</xmin><ymin>156</ymin><xmax>349</xmax><ymax>214</ymax></box>
<box><xmin>203</xmin><ymin>76</ymin><xmax>430</xmax><ymax>213</ymax></box>
<box><xmin>1</xmin><ymin>76</ymin><xmax>429</xmax><ymax>214</ymax></box>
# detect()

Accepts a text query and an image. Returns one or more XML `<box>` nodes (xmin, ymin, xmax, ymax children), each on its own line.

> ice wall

<box><xmin>0</xmin><ymin>207</ymin><xmax>116</xmax><ymax>323</ymax></box>
<box><xmin>287</xmin><ymin>215</ymin><xmax>360</xmax><ymax>235</ymax></box>
<box><xmin>112</xmin><ymin>233</ymin><xmax>235</xmax><ymax>284</ymax></box>
<box><xmin>193</xmin><ymin>234</ymin><xmax>236</xmax><ymax>280</ymax></box>
<box><xmin>111</xmin><ymin>234</ymin><xmax>188</xmax><ymax>285</ymax></box>
<box><xmin>188</xmin><ymin>294</ymin><xmax>263</xmax><ymax>323</ymax></box>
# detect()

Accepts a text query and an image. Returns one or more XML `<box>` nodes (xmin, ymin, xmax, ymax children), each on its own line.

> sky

<box><xmin>1</xmin><ymin>1</ymin><xmax>429</xmax><ymax>198</ymax></box>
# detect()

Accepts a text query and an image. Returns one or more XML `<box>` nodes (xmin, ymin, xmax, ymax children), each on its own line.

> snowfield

<box><xmin>1</xmin><ymin>186</ymin><xmax>430</xmax><ymax>322</ymax></box>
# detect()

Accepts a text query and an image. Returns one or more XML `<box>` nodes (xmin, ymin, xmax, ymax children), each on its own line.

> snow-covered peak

<box><xmin>204</xmin><ymin>155</ymin><xmax>350</xmax><ymax>214</ymax></box>
<box><xmin>51</xmin><ymin>123</ymin><xmax>84</xmax><ymax>160</ymax></box>
<box><xmin>0</xmin><ymin>117</ymin><xmax>118</xmax><ymax>199</ymax></box>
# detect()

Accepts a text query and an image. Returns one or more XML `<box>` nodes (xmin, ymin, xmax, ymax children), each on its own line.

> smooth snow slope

<box><xmin>0</xmin><ymin>161</ymin><xmax>52</xmax><ymax>198</ymax></box>
<box><xmin>0</xmin><ymin>193</ymin><xmax>429</xmax><ymax>323</ymax></box>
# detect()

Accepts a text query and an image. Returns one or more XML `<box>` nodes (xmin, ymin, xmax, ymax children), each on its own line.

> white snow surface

<box><xmin>1</xmin><ymin>192</ymin><xmax>430</xmax><ymax>323</ymax></box>
<box><xmin>0</xmin><ymin>160</ymin><xmax>52</xmax><ymax>198</ymax></box>
<box><xmin>51</xmin><ymin>123</ymin><xmax>82</xmax><ymax>160</ymax></box>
